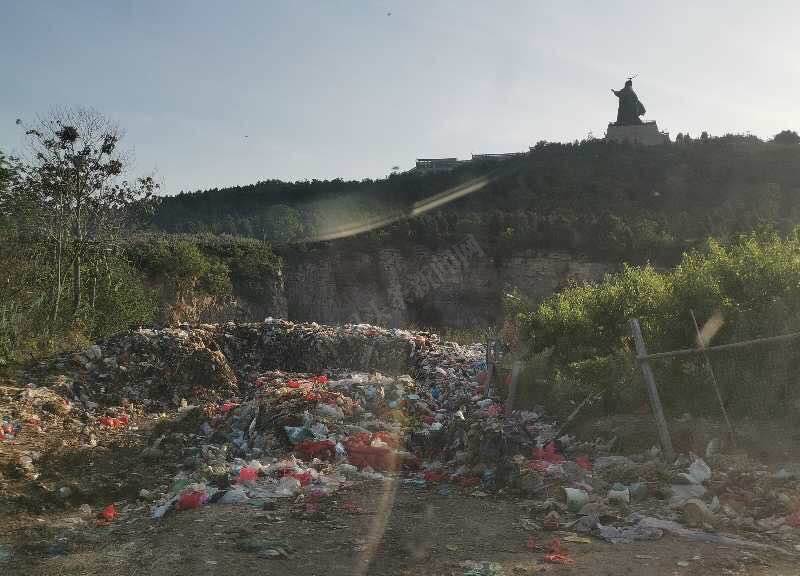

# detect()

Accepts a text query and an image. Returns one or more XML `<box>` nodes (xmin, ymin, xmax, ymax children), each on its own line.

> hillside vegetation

<box><xmin>5</xmin><ymin>119</ymin><xmax>800</xmax><ymax>371</ymax></box>
<box><xmin>154</xmin><ymin>135</ymin><xmax>800</xmax><ymax>266</ymax></box>
<box><xmin>514</xmin><ymin>229</ymin><xmax>800</xmax><ymax>417</ymax></box>
<box><xmin>0</xmin><ymin>113</ymin><xmax>280</xmax><ymax>367</ymax></box>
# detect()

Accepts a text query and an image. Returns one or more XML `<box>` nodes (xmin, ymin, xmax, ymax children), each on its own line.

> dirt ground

<box><xmin>4</xmin><ymin>372</ymin><xmax>800</xmax><ymax>576</ymax></box>
<box><xmin>2</xmin><ymin>480</ymin><xmax>797</xmax><ymax>576</ymax></box>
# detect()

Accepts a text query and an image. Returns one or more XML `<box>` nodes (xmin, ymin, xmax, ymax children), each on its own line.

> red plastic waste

<box><xmin>575</xmin><ymin>455</ymin><xmax>592</xmax><ymax>471</ymax></box>
<box><xmin>295</xmin><ymin>439</ymin><xmax>336</xmax><ymax>460</ymax></box>
<box><xmin>312</xmin><ymin>375</ymin><xmax>328</xmax><ymax>385</ymax></box>
<box><xmin>343</xmin><ymin>500</ymin><xmax>365</xmax><ymax>514</ymax></box>
<box><xmin>288</xmin><ymin>470</ymin><xmax>313</xmax><ymax>486</ymax></box>
<box><xmin>177</xmin><ymin>490</ymin><xmax>207</xmax><ymax>510</ymax></box>
<box><xmin>237</xmin><ymin>467</ymin><xmax>259</xmax><ymax>484</ymax></box>
<box><xmin>543</xmin><ymin>538</ymin><xmax>574</xmax><ymax>564</ymax></box>
<box><xmin>347</xmin><ymin>445</ymin><xmax>396</xmax><ymax>471</ymax></box>
<box><xmin>787</xmin><ymin>510</ymin><xmax>800</xmax><ymax>528</ymax></box>
<box><xmin>423</xmin><ymin>470</ymin><xmax>448</xmax><ymax>482</ymax></box>
<box><xmin>344</xmin><ymin>432</ymin><xmax>398</xmax><ymax>471</ymax></box>
<box><xmin>486</xmin><ymin>404</ymin><xmax>504</xmax><ymax>417</ymax></box>
<box><xmin>98</xmin><ymin>415</ymin><xmax>129</xmax><ymax>428</ymax></box>
<box><xmin>98</xmin><ymin>504</ymin><xmax>117</xmax><ymax>521</ymax></box>
<box><xmin>345</xmin><ymin>432</ymin><xmax>373</xmax><ymax>447</ymax></box>
<box><xmin>457</xmin><ymin>476</ymin><xmax>481</xmax><ymax>488</ymax></box>
<box><xmin>526</xmin><ymin>536</ymin><xmax>537</xmax><ymax>551</ymax></box>
<box><xmin>220</xmin><ymin>402</ymin><xmax>239</xmax><ymax>414</ymax></box>
<box><xmin>533</xmin><ymin>442</ymin><xmax>564</xmax><ymax>464</ymax></box>
<box><xmin>529</xmin><ymin>460</ymin><xmax>550</xmax><ymax>472</ymax></box>
<box><xmin>371</xmin><ymin>431</ymin><xmax>399</xmax><ymax>448</ymax></box>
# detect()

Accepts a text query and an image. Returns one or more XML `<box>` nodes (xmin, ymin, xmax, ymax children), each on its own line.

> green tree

<box><xmin>257</xmin><ymin>204</ymin><xmax>304</xmax><ymax>243</ymax></box>
<box><xmin>10</xmin><ymin>109</ymin><xmax>158</xmax><ymax>319</ymax></box>
<box><xmin>772</xmin><ymin>130</ymin><xmax>800</xmax><ymax>145</ymax></box>
<box><xmin>0</xmin><ymin>150</ymin><xmax>11</xmax><ymax>191</ymax></box>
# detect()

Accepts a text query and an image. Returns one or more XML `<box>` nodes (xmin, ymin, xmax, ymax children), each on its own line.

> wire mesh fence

<box><xmin>515</xmin><ymin>319</ymin><xmax>800</xmax><ymax>455</ymax></box>
<box><xmin>647</xmin><ymin>336</ymin><xmax>800</xmax><ymax>419</ymax></box>
<box><xmin>623</xmin><ymin>318</ymin><xmax>800</xmax><ymax>459</ymax></box>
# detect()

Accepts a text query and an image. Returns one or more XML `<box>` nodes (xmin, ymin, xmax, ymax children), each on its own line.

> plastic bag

<box><xmin>284</xmin><ymin>426</ymin><xmax>313</xmax><ymax>444</ymax></box>
<box><xmin>533</xmin><ymin>442</ymin><xmax>564</xmax><ymax>464</ymax></box>
<box><xmin>177</xmin><ymin>489</ymin><xmax>208</xmax><ymax>511</ymax></box>
<box><xmin>237</xmin><ymin>467</ymin><xmax>259</xmax><ymax>485</ymax></box>
<box><xmin>296</xmin><ymin>439</ymin><xmax>336</xmax><ymax>460</ymax></box>
<box><xmin>98</xmin><ymin>415</ymin><xmax>129</xmax><ymax>428</ymax></box>
<box><xmin>543</xmin><ymin>538</ymin><xmax>574</xmax><ymax>564</ymax></box>
<box><xmin>273</xmin><ymin>476</ymin><xmax>301</xmax><ymax>497</ymax></box>
<box><xmin>98</xmin><ymin>504</ymin><xmax>117</xmax><ymax>521</ymax></box>
<box><xmin>219</xmin><ymin>487</ymin><xmax>249</xmax><ymax>504</ymax></box>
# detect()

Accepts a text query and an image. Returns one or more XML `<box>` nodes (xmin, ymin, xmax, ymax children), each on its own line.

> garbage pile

<box><xmin>140</xmin><ymin>362</ymin><xmax>562</xmax><ymax>518</ymax></box>
<box><xmin>24</xmin><ymin>320</ymin><xmax>441</xmax><ymax>407</ymax></box>
<box><xmin>5</xmin><ymin>319</ymin><xmax>800</xmax><ymax>556</ymax></box>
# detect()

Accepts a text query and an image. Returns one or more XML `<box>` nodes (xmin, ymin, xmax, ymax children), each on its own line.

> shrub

<box><xmin>517</xmin><ymin>229</ymin><xmax>800</xmax><ymax>415</ymax></box>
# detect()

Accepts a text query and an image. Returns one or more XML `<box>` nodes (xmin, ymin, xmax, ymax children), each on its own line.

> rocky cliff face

<box><xmin>152</xmin><ymin>268</ymin><xmax>288</xmax><ymax>326</ymax></box>
<box><xmin>278</xmin><ymin>237</ymin><xmax>611</xmax><ymax>328</ymax></box>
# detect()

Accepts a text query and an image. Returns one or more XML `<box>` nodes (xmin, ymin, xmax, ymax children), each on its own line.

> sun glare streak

<box><xmin>697</xmin><ymin>310</ymin><xmax>724</xmax><ymax>348</ymax></box>
<box><xmin>291</xmin><ymin>160</ymin><xmax>523</xmax><ymax>243</ymax></box>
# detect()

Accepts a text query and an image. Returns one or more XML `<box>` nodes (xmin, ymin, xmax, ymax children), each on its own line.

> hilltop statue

<box><xmin>611</xmin><ymin>78</ymin><xmax>646</xmax><ymax>126</ymax></box>
<box><xmin>605</xmin><ymin>77</ymin><xmax>668</xmax><ymax>145</ymax></box>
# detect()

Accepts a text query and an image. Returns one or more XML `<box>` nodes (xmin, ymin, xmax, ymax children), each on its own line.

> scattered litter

<box><xmin>177</xmin><ymin>489</ymin><xmax>208</xmax><ymax>511</ymax></box>
<box><xmin>462</xmin><ymin>561</ymin><xmax>506</xmax><ymax>576</ymax></box>
<box><xmin>683</xmin><ymin>498</ymin><xmax>718</xmax><ymax>528</ymax></box>
<box><xmin>543</xmin><ymin>538</ymin><xmax>574</xmax><ymax>564</ymax></box>
<box><xmin>562</xmin><ymin>535</ymin><xmax>592</xmax><ymax>544</ymax></box>
<box><xmin>596</xmin><ymin>522</ymin><xmax>663</xmax><ymax>544</ymax></box>
<box><xmin>0</xmin><ymin>544</ymin><xmax>12</xmax><ymax>563</ymax></box>
<box><xmin>679</xmin><ymin>457</ymin><xmax>711</xmax><ymax>485</ymax></box>
<box><xmin>97</xmin><ymin>504</ymin><xmax>117</xmax><ymax>523</ymax></box>
<box><xmin>5</xmin><ymin>318</ymin><xmax>800</xmax><ymax>562</ymax></box>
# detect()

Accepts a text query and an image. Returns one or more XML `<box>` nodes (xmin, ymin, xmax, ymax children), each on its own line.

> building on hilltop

<box><xmin>413</xmin><ymin>158</ymin><xmax>463</xmax><ymax>174</ymax></box>
<box><xmin>470</xmin><ymin>152</ymin><xmax>525</xmax><ymax>162</ymax></box>
<box><xmin>412</xmin><ymin>152</ymin><xmax>524</xmax><ymax>174</ymax></box>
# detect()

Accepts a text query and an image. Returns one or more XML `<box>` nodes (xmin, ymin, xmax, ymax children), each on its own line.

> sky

<box><xmin>2</xmin><ymin>0</ymin><xmax>799</xmax><ymax>195</ymax></box>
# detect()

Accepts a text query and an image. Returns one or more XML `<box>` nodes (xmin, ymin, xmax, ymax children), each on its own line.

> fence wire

<box><xmin>646</xmin><ymin>335</ymin><xmax>800</xmax><ymax>419</ymax></box>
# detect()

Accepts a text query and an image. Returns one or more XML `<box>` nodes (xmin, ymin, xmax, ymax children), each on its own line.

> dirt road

<box><xmin>3</xmin><ymin>481</ymin><xmax>795</xmax><ymax>576</ymax></box>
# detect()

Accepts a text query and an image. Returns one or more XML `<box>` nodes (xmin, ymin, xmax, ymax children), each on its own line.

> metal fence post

<box><xmin>505</xmin><ymin>360</ymin><xmax>523</xmax><ymax>414</ymax></box>
<box><xmin>630</xmin><ymin>318</ymin><xmax>674</xmax><ymax>460</ymax></box>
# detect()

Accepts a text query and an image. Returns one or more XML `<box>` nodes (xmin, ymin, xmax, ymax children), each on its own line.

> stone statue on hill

<box><xmin>611</xmin><ymin>78</ymin><xmax>646</xmax><ymax>126</ymax></box>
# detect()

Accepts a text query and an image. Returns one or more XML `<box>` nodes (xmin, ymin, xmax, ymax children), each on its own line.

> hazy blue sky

<box><xmin>2</xmin><ymin>1</ymin><xmax>799</xmax><ymax>194</ymax></box>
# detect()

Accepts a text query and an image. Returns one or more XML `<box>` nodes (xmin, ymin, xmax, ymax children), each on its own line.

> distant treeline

<box><xmin>153</xmin><ymin>133</ymin><xmax>800</xmax><ymax>265</ymax></box>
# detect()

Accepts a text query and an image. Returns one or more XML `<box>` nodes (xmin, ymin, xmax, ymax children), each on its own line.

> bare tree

<box><xmin>6</xmin><ymin>108</ymin><xmax>158</xmax><ymax>323</ymax></box>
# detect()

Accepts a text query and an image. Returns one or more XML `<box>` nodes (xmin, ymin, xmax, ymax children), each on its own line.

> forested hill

<box><xmin>153</xmin><ymin>134</ymin><xmax>800</xmax><ymax>265</ymax></box>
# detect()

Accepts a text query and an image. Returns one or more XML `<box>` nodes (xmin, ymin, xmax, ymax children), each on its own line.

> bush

<box><xmin>0</xmin><ymin>243</ymin><xmax>157</xmax><ymax>367</ymax></box>
<box><xmin>773</xmin><ymin>130</ymin><xmax>800</xmax><ymax>145</ymax></box>
<box><xmin>125</xmin><ymin>233</ymin><xmax>282</xmax><ymax>321</ymax></box>
<box><xmin>517</xmin><ymin>229</ymin><xmax>800</xmax><ymax>415</ymax></box>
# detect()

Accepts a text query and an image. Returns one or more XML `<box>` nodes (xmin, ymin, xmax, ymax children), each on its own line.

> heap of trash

<box><xmin>4</xmin><ymin>319</ymin><xmax>800</xmax><ymax>555</ymax></box>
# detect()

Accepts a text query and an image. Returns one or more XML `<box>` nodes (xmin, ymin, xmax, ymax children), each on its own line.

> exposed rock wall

<box><xmin>279</xmin><ymin>238</ymin><xmax>612</xmax><ymax>328</ymax></box>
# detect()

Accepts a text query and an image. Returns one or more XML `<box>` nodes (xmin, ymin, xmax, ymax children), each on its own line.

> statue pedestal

<box><xmin>606</xmin><ymin>121</ymin><xmax>670</xmax><ymax>145</ymax></box>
